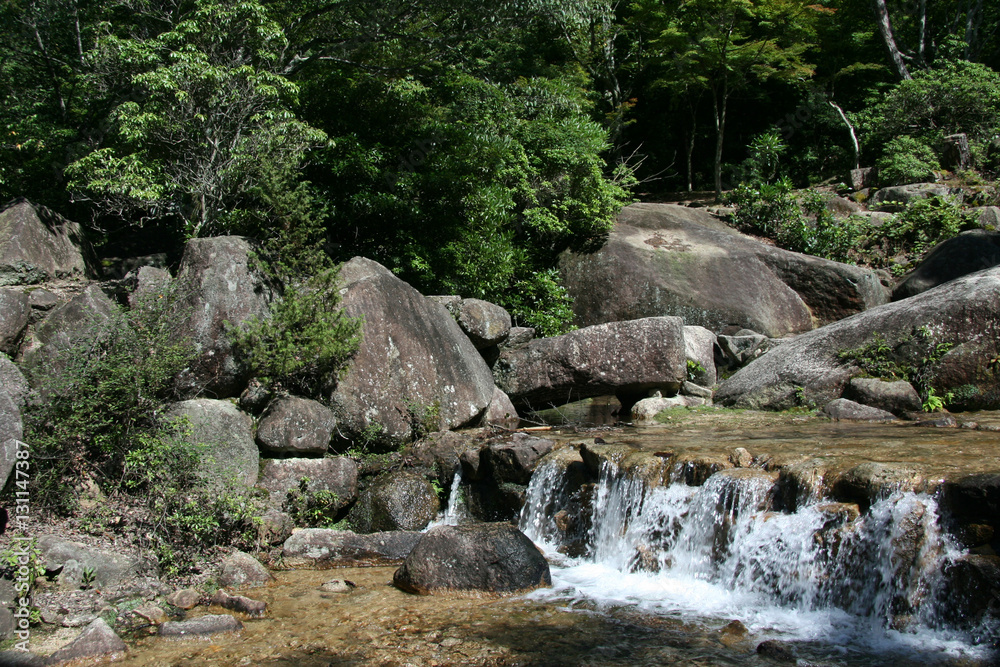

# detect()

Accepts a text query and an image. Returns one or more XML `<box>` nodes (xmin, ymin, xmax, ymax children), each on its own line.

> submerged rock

<box><xmin>160</xmin><ymin>614</ymin><xmax>243</xmax><ymax>638</ymax></box>
<box><xmin>393</xmin><ymin>523</ymin><xmax>551</xmax><ymax>595</ymax></box>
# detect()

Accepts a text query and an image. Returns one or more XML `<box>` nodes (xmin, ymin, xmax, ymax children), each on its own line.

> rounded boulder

<box><xmin>393</xmin><ymin>523</ymin><xmax>551</xmax><ymax>595</ymax></box>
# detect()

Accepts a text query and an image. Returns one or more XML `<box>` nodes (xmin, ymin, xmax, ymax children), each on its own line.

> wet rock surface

<box><xmin>282</xmin><ymin>529</ymin><xmax>423</xmax><ymax>566</ymax></box>
<box><xmin>159</xmin><ymin>614</ymin><xmax>243</xmax><ymax>638</ymax></box>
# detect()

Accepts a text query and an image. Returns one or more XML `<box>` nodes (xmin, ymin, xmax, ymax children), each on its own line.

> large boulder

<box><xmin>892</xmin><ymin>230</ymin><xmax>1000</xmax><ymax>301</ymax></box>
<box><xmin>0</xmin><ymin>289</ymin><xmax>29</xmax><ymax>355</ymax></box>
<box><xmin>494</xmin><ymin>316</ymin><xmax>686</xmax><ymax>411</ymax></box>
<box><xmin>0</xmin><ymin>390</ymin><xmax>23</xmax><ymax>489</ymax></box>
<box><xmin>161</xmin><ymin>399</ymin><xmax>259</xmax><ymax>487</ymax></box>
<box><xmin>21</xmin><ymin>284</ymin><xmax>116</xmax><ymax>386</ymax></box>
<box><xmin>870</xmin><ymin>184</ymin><xmax>960</xmax><ymax>211</ymax></box>
<box><xmin>715</xmin><ymin>266</ymin><xmax>1000</xmax><ymax>411</ymax></box>
<box><xmin>392</xmin><ymin>523</ymin><xmax>551</xmax><ymax>595</ymax></box>
<box><xmin>37</xmin><ymin>535</ymin><xmax>154</xmax><ymax>591</ymax></box>
<box><xmin>0</xmin><ymin>200</ymin><xmax>94</xmax><ymax>286</ymax></box>
<box><xmin>0</xmin><ymin>354</ymin><xmax>28</xmax><ymax>408</ymax></box>
<box><xmin>257</xmin><ymin>456</ymin><xmax>358</xmax><ymax>511</ymax></box>
<box><xmin>327</xmin><ymin>258</ymin><xmax>495</xmax><ymax>447</ymax></box>
<box><xmin>347</xmin><ymin>470</ymin><xmax>440</xmax><ymax>533</ymax></box>
<box><xmin>45</xmin><ymin>618</ymin><xmax>126</xmax><ymax>665</ymax></box>
<box><xmin>255</xmin><ymin>396</ymin><xmax>336</xmax><ymax>456</ymax></box>
<box><xmin>684</xmin><ymin>325</ymin><xmax>717</xmax><ymax>386</ymax></box>
<box><xmin>170</xmin><ymin>236</ymin><xmax>272</xmax><ymax>398</ymax></box>
<box><xmin>559</xmin><ymin>203</ymin><xmax>887</xmax><ymax>336</ymax></box>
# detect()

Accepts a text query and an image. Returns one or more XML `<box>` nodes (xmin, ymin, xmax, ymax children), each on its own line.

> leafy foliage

<box><xmin>875</xmin><ymin>136</ymin><xmax>941</xmax><ymax>186</ymax></box>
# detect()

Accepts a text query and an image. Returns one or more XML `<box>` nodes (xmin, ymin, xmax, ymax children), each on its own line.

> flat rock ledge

<box><xmin>159</xmin><ymin>614</ymin><xmax>243</xmax><ymax>639</ymax></box>
<box><xmin>282</xmin><ymin>529</ymin><xmax>423</xmax><ymax>566</ymax></box>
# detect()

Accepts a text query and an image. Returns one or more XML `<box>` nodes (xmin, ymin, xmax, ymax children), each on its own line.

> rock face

<box><xmin>683</xmin><ymin>325</ymin><xmax>717</xmax><ymax>386</ymax></box>
<box><xmin>715</xmin><ymin>267</ymin><xmax>1000</xmax><ymax>411</ymax></box>
<box><xmin>171</xmin><ymin>236</ymin><xmax>272</xmax><ymax>398</ymax></box>
<box><xmin>282</xmin><ymin>529</ymin><xmax>422</xmax><ymax>566</ymax></box>
<box><xmin>0</xmin><ymin>200</ymin><xmax>94</xmax><ymax>286</ymax></box>
<box><xmin>328</xmin><ymin>258</ymin><xmax>496</xmax><ymax>448</ymax></box>
<box><xmin>393</xmin><ymin>523</ymin><xmax>551</xmax><ymax>595</ymax></box>
<box><xmin>161</xmin><ymin>399</ymin><xmax>259</xmax><ymax>487</ymax></box>
<box><xmin>0</xmin><ymin>354</ymin><xmax>28</xmax><ymax>409</ymax></box>
<box><xmin>559</xmin><ymin>203</ymin><xmax>887</xmax><ymax>336</ymax></box>
<box><xmin>257</xmin><ymin>456</ymin><xmax>358</xmax><ymax>511</ymax></box>
<box><xmin>21</xmin><ymin>284</ymin><xmax>116</xmax><ymax>386</ymax></box>
<box><xmin>450</xmin><ymin>298</ymin><xmax>512</xmax><ymax>350</ymax></box>
<box><xmin>255</xmin><ymin>396</ymin><xmax>336</xmax><ymax>456</ymax></box>
<box><xmin>494</xmin><ymin>316</ymin><xmax>686</xmax><ymax>411</ymax></box>
<box><xmin>0</xmin><ymin>391</ymin><xmax>22</xmax><ymax>493</ymax></box>
<box><xmin>0</xmin><ymin>288</ymin><xmax>29</xmax><ymax>355</ymax></box>
<box><xmin>38</xmin><ymin>535</ymin><xmax>153</xmax><ymax>591</ymax></box>
<box><xmin>347</xmin><ymin>470</ymin><xmax>440</xmax><ymax>533</ymax></box>
<box><xmin>892</xmin><ymin>230</ymin><xmax>1000</xmax><ymax>300</ymax></box>
<box><xmin>461</xmin><ymin>433</ymin><xmax>555</xmax><ymax>521</ymax></box>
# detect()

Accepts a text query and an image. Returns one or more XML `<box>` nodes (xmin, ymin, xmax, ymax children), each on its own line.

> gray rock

<box><xmin>0</xmin><ymin>289</ymin><xmax>29</xmax><ymax>355</ymax></box>
<box><xmin>161</xmin><ymin>399</ymin><xmax>258</xmax><ymax>488</ymax></box>
<box><xmin>776</xmin><ymin>460</ymin><xmax>830</xmax><ymax>511</ymax></box>
<box><xmin>631</xmin><ymin>395</ymin><xmax>699</xmax><ymax>421</ymax></box>
<box><xmin>893</xmin><ymin>230</ymin><xmax>1000</xmax><ymax>300</ymax></box>
<box><xmin>0</xmin><ymin>651</ymin><xmax>45</xmax><ymax>666</ymax></box>
<box><xmin>328</xmin><ymin>258</ymin><xmax>495</xmax><ymax>448</ymax></box>
<box><xmin>347</xmin><ymin>470</ymin><xmax>440</xmax><ymax>533</ymax></box>
<box><xmin>941</xmin><ymin>133</ymin><xmax>971</xmax><ymax>171</ymax></box>
<box><xmin>255</xmin><ymin>396</ymin><xmax>337</xmax><ymax>456</ymax></box>
<box><xmin>27</xmin><ymin>288</ymin><xmax>58</xmax><ymax>311</ymax></box>
<box><xmin>825</xmin><ymin>196</ymin><xmax>863</xmax><ymax>218</ymax></box>
<box><xmin>478</xmin><ymin>434</ymin><xmax>555</xmax><ymax>486</ymax></box>
<box><xmin>844</xmin><ymin>377</ymin><xmax>922</xmax><ymax>415</ymax></box>
<box><xmin>405</xmin><ymin>430</ymin><xmax>479</xmax><ymax>482</ymax></box>
<box><xmin>717</xmin><ymin>333</ymin><xmax>777</xmax><ymax>367</ymax></box>
<box><xmin>822</xmin><ymin>398</ymin><xmax>897</xmax><ymax>422</ymax></box>
<box><xmin>481</xmin><ymin>387</ymin><xmax>520</xmax><ymax>430</ymax></box>
<box><xmin>832</xmin><ymin>462</ymin><xmax>926</xmax><ymax>510</ymax></box>
<box><xmin>0</xmin><ymin>353</ymin><xmax>29</xmax><ymax>407</ymax></box>
<box><xmin>560</xmin><ymin>203</ymin><xmax>886</xmax><ymax>336</ymax></box>
<box><xmin>0</xmin><ymin>200</ymin><xmax>94</xmax><ymax>286</ymax></box>
<box><xmin>849</xmin><ymin>167</ymin><xmax>875</xmax><ymax>190</ymax></box>
<box><xmin>0</xmin><ymin>606</ymin><xmax>12</xmax><ymax>641</ymax></box>
<box><xmin>973</xmin><ymin>206</ymin><xmax>1000</xmax><ymax>231</ymax></box>
<box><xmin>159</xmin><ymin>614</ymin><xmax>242</xmax><ymax>638</ymax></box>
<box><xmin>45</xmin><ymin>618</ymin><xmax>126</xmax><ymax>664</ymax></box>
<box><xmin>0</xmin><ymin>392</ymin><xmax>23</xmax><ymax>489</ymax></box>
<box><xmin>942</xmin><ymin>473</ymin><xmax>1000</xmax><ymax>526</ymax></box>
<box><xmin>37</xmin><ymin>535</ymin><xmax>152</xmax><ymax>591</ymax></box>
<box><xmin>681</xmin><ymin>381</ymin><xmax>713</xmax><ymax>399</ymax></box>
<box><xmin>503</xmin><ymin>327</ymin><xmax>535</xmax><ymax>348</ymax></box>
<box><xmin>716</xmin><ymin>267</ymin><xmax>1000</xmax><ymax>411</ymax></box>
<box><xmin>319</xmin><ymin>579</ymin><xmax>355</xmax><ymax>593</ymax></box>
<box><xmin>282</xmin><ymin>529</ymin><xmax>422</xmax><ymax>566</ymax></box>
<box><xmin>21</xmin><ymin>284</ymin><xmax>116</xmax><ymax>388</ymax></box>
<box><xmin>393</xmin><ymin>523</ymin><xmax>551</xmax><ymax>595</ymax></box>
<box><xmin>238</xmin><ymin>378</ymin><xmax>273</xmax><ymax>415</ymax></box>
<box><xmin>870</xmin><ymin>183</ymin><xmax>960</xmax><ymax>211</ymax></box>
<box><xmin>210</xmin><ymin>589</ymin><xmax>266</xmax><ymax>617</ymax></box>
<box><xmin>257</xmin><ymin>456</ymin><xmax>358</xmax><ymax>511</ymax></box>
<box><xmin>683</xmin><ymin>325</ymin><xmax>717</xmax><ymax>386</ymax></box>
<box><xmin>170</xmin><ymin>236</ymin><xmax>272</xmax><ymax>398</ymax></box>
<box><xmin>943</xmin><ymin>554</ymin><xmax>1000</xmax><ymax>628</ymax></box>
<box><xmin>165</xmin><ymin>588</ymin><xmax>201</xmax><ymax>610</ymax></box>
<box><xmin>124</xmin><ymin>265</ymin><xmax>172</xmax><ymax>308</ymax></box>
<box><xmin>218</xmin><ymin>551</ymin><xmax>273</xmax><ymax>589</ymax></box>
<box><xmin>495</xmin><ymin>316</ymin><xmax>686</xmax><ymax>412</ymax></box>
<box><xmin>450</xmin><ymin>298</ymin><xmax>512</xmax><ymax>350</ymax></box>
<box><xmin>258</xmin><ymin>508</ymin><xmax>294</xmax><ymax>545</ymax></box>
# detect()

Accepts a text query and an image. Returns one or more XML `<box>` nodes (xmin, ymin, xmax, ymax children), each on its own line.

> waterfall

<box><xmin>428</xmin><ymin>467</ymin><xmax>467</xmax><ymax>528</ymax></box>
<box><xmin>520</xmin><ymin>453</ymin><xmax>986</xmax><ymax>661</ymax></box>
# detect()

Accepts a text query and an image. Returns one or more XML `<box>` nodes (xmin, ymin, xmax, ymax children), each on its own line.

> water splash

<box><xmin>520</xmin><ymin>454</ymin><xmax>991</xmax><ymax>663</ymax></box>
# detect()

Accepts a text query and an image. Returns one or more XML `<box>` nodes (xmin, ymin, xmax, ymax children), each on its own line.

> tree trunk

<box><xmin>828</xmin><ymin>100</ymin><xmax>860</xmax><ymax>171</ymax></box>
<box><xmin>873</xmin><ymin>0</ymin><xmax>912</xmax><ymax>80</ymax></box>
<box><xmin>712</xmin><ymin>83</ymin><xmax>728</xmax><ymax>202</ymax></box>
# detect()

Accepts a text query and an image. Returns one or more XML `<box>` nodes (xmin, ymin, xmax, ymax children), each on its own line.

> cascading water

<box><xmin>520</xmin><ymin>453</ymin><xmax>992</xmax><ymax>664</ymax></box>
<box><xmin>427</xmin><ymin>468</ymin><xmax>468</xmax><ymax>528</ymax></box>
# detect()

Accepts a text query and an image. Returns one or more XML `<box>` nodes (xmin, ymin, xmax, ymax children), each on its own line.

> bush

<box><xmin>230</xmin><ymin>266</ymin><xmax>362</xmax><ymax>398</ymax></box>
<box><xmin>875</xmin><ymin>136</ymin><xmax>941</xmax><ymax>186</ymax></box>
<box><xmin>884</xmin><ymin>195</ymin><xmax>976</xmax><ymax>260</ymax></box>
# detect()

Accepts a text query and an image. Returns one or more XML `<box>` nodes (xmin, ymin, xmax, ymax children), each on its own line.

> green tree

<box><xmin>65</xmin><ymin>0</ymin><xmax>326</xmax><ymax>238</ymax></box>
<box><xmin>646</xmin><ymin>0</ymin><xmax>829</xmax><ymax>199</ymax></box>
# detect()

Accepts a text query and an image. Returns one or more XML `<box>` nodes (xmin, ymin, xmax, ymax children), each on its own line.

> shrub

<box><xmin>885</xmin><ymin>195</ymin><xmax>976</xmax><ymax>260</ymax></box>
<box><xmin>875</xmin><ymin>136</ymin><xmax>941</xmax><ymax>186</ymax></box>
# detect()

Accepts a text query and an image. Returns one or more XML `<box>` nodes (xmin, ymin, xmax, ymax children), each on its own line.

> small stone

<box><xmin>218</xmin><ymin>551</ymin><xmax>274</xmax><ymax>589</ymax></box>
<box><xmin>211</xmin><ymin>589</ymin><xmax>267</xmax><ymax>617</ymax></box>
<box><xmin>729</xmin><ymin>448</ymin><xmax>753</xmax><ymax>468</ymax></box>
<box><xmin>718</xmin><ymin>619</ymin><xmax>749</xmax><ymax>648</ymax></box>
<box><xmin>319</xmin><ymin>579</ymin><xmax>356</xmax><ymax>594</ymax></box>
<box><xmin>165</xmin><ymin>588</ymin><xmax>201</xmax><ymax>610</ymax></box>
<box><xmin>160</xmin><ymin>614</ymin><xmax>243</xmax><ymax>638</ymax></box>
<box><xmin>133</xmin><ymin>603</ymin><xmax>167</xmax><ymax>624</ymax></box>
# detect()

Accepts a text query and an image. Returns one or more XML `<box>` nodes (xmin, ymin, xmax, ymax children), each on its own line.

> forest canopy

<box><xmin>2</xmin><ymin>0</ymin><xmax>998</xmax><ymax>333</ymax></box>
